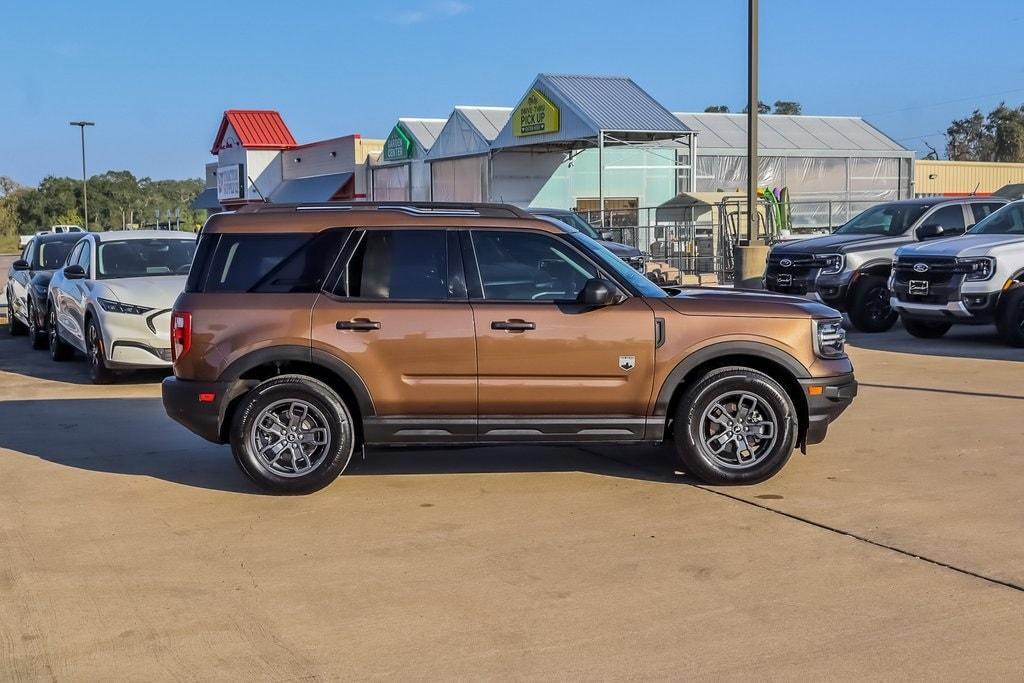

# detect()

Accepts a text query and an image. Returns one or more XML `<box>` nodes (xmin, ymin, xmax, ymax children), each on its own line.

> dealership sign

<box><xmin>513</xmin><ymin>89</ymin><xmax>560</xmax><ymax>137</ymax></box>
<box><xmin>382</xmin><ymin>125</ymin><xmax>413</xmax><ymax>161</ymax></box>
<box><xmin>217</xmin><ymin>164</ymin><xmax>244</xmax><ymax>201</ymax></box>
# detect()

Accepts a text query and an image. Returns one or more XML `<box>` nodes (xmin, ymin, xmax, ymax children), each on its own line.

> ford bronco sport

<box><xmin>764</xmin><ymin>197</ymin><xmax>1008</xmax><ymax>333</ymax></box>
<box><xmin>162</xmin><ymin>202</ymin><xmax>856</xmax><ymax>493</ymax></box>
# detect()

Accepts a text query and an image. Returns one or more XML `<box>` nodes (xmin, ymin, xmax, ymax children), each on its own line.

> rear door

<box><xmin>311</xmin><ymin>229</ymin><xmax>477</xmax><ymax>440</ymax></box>
<box><xmin>465</xmin><ymin>228</ymin><xmax>655</xmax><ymax>440</ymax></box>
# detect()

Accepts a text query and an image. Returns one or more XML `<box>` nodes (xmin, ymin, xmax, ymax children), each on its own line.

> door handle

<box><xmin>491</xmin><ymin>319</ymin><xmax>536</xmax><ymax>332</ymax></box>
<box><xmin>336</xmin><ymin>318</ymin><xmax>381</xmax><ymax>331</ymax></box>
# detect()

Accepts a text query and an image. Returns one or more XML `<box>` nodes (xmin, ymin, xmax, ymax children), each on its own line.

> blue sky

<box><xmin>3</xmin><ymin>0</ymin><xmax>1023</xmax><ymax>185</ymax></box>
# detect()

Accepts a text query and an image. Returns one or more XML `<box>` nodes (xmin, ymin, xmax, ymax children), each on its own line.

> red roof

<box><xmin>211</xmin><ymin>110</ymin><xmax>297</xmax><ymax>154</ymax></box>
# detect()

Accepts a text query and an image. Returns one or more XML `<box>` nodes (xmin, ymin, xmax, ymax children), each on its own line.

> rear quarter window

<box><xmin>195</xmin><ymin>231</ymin><xmax>349</xmax><ymax>293</ymax></box>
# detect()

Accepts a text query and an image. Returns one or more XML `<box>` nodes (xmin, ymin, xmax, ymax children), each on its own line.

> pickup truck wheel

<box><xmin>901</xmin><ymin>317</ymin><xmax>952</xmax><ymax>339</ymax></box>
<box><xmin>47</xmin><ymin>304</ymin><xmax>74</xmax><ymax>361</ymax></box>
<box><xmin>847</xmin><ymin>275</ymin><xmax>897</xmax><ymax>333</ymax></box>
<box><xmin>7</xmin><ymin>288</ymin><xmax>27</xmax><ymax>335</ymax></box>
<box><xmin>27</xmin><ymin>300</ymin><xmax>47</xmax><ymax>349</ymax></box>
<box><xmin>230</xmin><ymin>375</ymin><xmax>356</xmax><ymax>494</ymax></box>
<box><xmin>672</xmin><ymin>367</ymin><xmax>797</xmax><ymax>485</ymax></box>
<box><xmin>996</xmin><ymin>286</ymin><xmax>1024</xmax><ymax>347</ymax></box>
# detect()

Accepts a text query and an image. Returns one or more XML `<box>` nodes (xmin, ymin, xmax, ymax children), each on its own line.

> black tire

<box><xmin>7</xmin><ymin>289</ymin><xmax>27</xmax><ymax>336</ymax></box>
<box><xmin>672</xmin><ymin>367</ymin><xmax>798</xmax><ymax>485</ymax></box>
<box><xmin>27</xmin><ymin>299</ymin><xmax>47</xmax><ymax>350</ymax></box>
<box><xmin>901</xmin><ymin>317</ymin><xmax>952</xmax><ymax>339</ymax></box>
<box><xmin>47</xmin><ymin>303</ymin><xmax>74</xmax><ymax>361</ymax></box>
<box><xmin>86</xmin><ymin>317</ymin><xmax>116</xmax><ymax>384</ymax></box>
<box><xmin>996</xmin><ymin>286</ymin><xmax>1024</xmax><ymax>347</ymax></box>
<box><xmin>847</xmin><ymin>275</ymin><xmax>898</xmax><ymax>333</ymax></box>
<box><xmin>230</xmin><ymin>375</ymin><xmax>357</xmax><ymax>494</ymax></box>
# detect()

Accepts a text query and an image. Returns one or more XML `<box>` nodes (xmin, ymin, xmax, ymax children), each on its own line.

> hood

<box><xmin>771</xmin><ymin>232</ymin><xmax>894</xmax><ymax>255</ymax></box>
<box><xmin>600</xmin><ymin>239</ymin><xmax>642</xmax><ymax>258</ymax></box>
<box><xmin>97</xmin><ymin>275</ymin><xmax>187</xmax><ymax>310</ymax></box>
<box><xmin>897</xmin><ymin>233</ymin><xmax>1024</xmax><ymax>258</ymax></box>
<box><xmin>663</xmin><ymin>287</ymin><xmax>840</xmax><ymax>319</ymax></box>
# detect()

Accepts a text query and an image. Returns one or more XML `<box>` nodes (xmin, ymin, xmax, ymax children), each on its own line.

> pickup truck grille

<box><xmin>892</xmin><ymin>256</ymin><xmax>963</xmax><ymax>304</ymax></box>
<box><xmin>764</xmin><ymin>254</ymin><xmax>825</xmax><ymax>295</ymax></box>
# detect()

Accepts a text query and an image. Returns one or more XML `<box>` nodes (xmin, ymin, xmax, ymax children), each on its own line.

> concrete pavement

<box><xmin>0</xmin><ymin>325</ymin><xmax>1022</xmax><ymax>679</ymax></box>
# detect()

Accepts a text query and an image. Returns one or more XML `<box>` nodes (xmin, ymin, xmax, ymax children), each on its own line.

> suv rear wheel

<box><xmin>230</xmin><ymin>375</ymin><xmax>356</xmax><ymax>494</ymax></box>
<box><xmin>672</xmin><ymin>367</ymin><xmax>798</xmax><ymax>484</ymax></box>
<box><xmin>996</xmin><ymin>286</ymin><xmax>1024</xmax><ymax>347</ymax></box>
<box><xmin>902</xmin><ymin>317</ymin><xmax>952</xmax><ymax>339</ymax></box>
<box><xmin>847</xmin><ymin>275</ymin><xmax>898</xmax><ymax>333</ymax></box>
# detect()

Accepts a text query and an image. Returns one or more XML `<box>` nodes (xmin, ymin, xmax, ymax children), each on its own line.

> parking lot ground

<box><xmin>1</xmin><ymin>325</ymin><xmax>1022</xmax><ymax>679</ymax></box>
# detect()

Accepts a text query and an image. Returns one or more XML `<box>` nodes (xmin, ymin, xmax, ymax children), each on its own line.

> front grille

<box><xmin>893</xmin><ymin>256</ymin><xmax>963</xmax><ymax>304</ymax></box>
<box><xmin>765</xmin><ymin>254</ymin><xmax>822</xmax><ymax>294</ymax></box>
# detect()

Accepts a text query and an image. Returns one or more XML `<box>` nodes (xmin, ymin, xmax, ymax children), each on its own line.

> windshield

<box><xmin>97</xmin><ymin>239</ymin><xmax>197</xmax><ymax>279</ymax></box>
<box><xmin>35</xmin><ymin>241</ymin><xmax>76</xmax><ymax>270</ymax></box>
<box><xmin>835</xmin><ymin>203</ymin><xmax>932</xmax><ymax>236</ymax></box>
<box><xmin>967</xmin><ymin>202</ymin><xmax>1024</xmax><ymax>235</ymax></box>
<box><xmin>538</xmin><ymin>211</ymin><xmax>600</xmax><ymax>239</ymax></box>
<box><xmin>569</xmin><ymin>232</ymin><xmax>666</xmax><ymax>298</ymax></box>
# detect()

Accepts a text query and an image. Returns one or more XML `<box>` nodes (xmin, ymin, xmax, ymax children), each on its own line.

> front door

<box><xmin>465</xmin><ymin>229</ymin><xmax>655</xmax><ymax>439</ymax></box>
<box><xmin>311</xmin><ymin>229</ymin><xmax>477</xmax><ymax>441</ymax></box>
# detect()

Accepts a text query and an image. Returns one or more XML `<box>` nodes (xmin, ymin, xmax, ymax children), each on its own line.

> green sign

<box><xmin>382</xmin><ymin>124</ymin><xmax>413</xmax><ymax>161</ymax></box>
<box><xmin>513</xmin><ymin>88</ymin><xmax>560</xmax><ymax>137</ymax></box>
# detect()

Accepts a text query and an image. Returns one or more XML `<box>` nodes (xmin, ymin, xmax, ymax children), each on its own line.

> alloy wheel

<box><xmin>248</xmin><ymin>399</ymin><xmax>335</xmax><ymax>477</ymax></box>
<box><xmin>698</xmin><ymin>391</ymin><xmax>779</xmax><ymax>470</ymax></box>
<box><xmin>864</xmin><ymin>285</ymin><xmax>891</xmax><ymax>322</ymax></box>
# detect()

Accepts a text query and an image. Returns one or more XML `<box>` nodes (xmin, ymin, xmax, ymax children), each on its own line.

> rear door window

<box><xmin>339</xmin><ymin>230</ymin><xmax>451</xmax><ymax>300</ymax></box>
<box><xmin>923</xmin><ymin>204</ymin><xmax>966</xmax><ymax>232</ymax></box>
<box><xmin>970</xmin><ymin>203</ymin><xmax>1005</xmax><ymax>225</ymax></box>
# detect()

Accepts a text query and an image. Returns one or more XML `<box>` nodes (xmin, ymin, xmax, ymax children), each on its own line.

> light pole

<box><xmin>733</xmin><ymin>0</ymin><xmax>765</xmax><ymax>287</ymax></box>
<box><xmin>69</xmin><ymin>121</ymin><xmax>95</xmax><ymax>228</ymax></box>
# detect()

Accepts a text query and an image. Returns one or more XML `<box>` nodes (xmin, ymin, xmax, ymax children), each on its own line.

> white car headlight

<box><xmin>815</xmin><ymin>253</ymin><xmax>845</xmax><ymax>275</ymax></box>
<box><xmin>956</xmin><ymin>257</ymin><xmax>995</xmax><ymax>281</ymax></box>
<box><xmin>98</xmin><ymin>297</ymin><xmax>153</xmax><ymax>315</ymax></box>
<box><xmin>813</xmin><ymin>318</ymin><xmax>847</xmax><ymax>359</ymax></box>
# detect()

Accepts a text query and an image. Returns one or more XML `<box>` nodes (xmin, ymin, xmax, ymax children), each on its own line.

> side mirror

<box><xmin>599</xmin><ymin>231</ymin><xmax>614</xmax><ymax>241</ymax></box>
<box><xmin>915</xmin><ymin>224</ymin><xmax>945</xmax><ymax>241</ymax></box>
<box><xmin>64</xmin><ymin>264</ymin><xmax>87</xmax><ymax>279</ymax></box>
<box><xmin>578</xmin><ymin>278</ymin><xmax>621</xmax><ymax>307</ymax></box>
<box><xmin>12</xmin><ymin>259</ymin><xmax>30</xmax><ymax>271</ymax></box>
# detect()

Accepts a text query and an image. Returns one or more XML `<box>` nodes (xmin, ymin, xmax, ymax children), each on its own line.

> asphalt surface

<box><xmin>1</xmin><ymin>318</ymin><xmax>1022</xmax><ymax>679</ymax></box>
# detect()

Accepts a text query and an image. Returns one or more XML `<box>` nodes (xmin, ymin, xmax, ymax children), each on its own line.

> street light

<box><xmin>69</xmin><ymin>121</ymin><xmax>95</xmax><ymax>229</ymax></box>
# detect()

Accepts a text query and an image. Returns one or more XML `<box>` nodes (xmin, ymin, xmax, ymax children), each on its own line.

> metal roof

<box><xmin>268</xmin><ymin>172</ymin><xmax>353</xmax><ymax>203</ymax></box>
<box><xmin>492</xmin><ymin>74</ymin><xmax>690</xmax><ymax>150</ymax></box>
<box><xmin>211</xmin><ymin>110</ymin><xmax>296</xmax><ymax>155</ymax></box>
<box><xmin>425</xmin><ymin>106</ymin><xmax>512</xmax><ymax>161</ymax></box>
<box><xmin>674</xmin><ymin>112</ymin><xmax>911</xmax><ymax>158</ymax></box>
<box><xmin>397</xmin><ymin>118</ymin><xmax>447</xmax><ymax>152</ymax></box>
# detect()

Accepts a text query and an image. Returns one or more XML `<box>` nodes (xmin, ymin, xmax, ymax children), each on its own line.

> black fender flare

<box><xmin>219</xmin><ymin>345</ymin><xmax>375</xmax><ymax>417</ymax></box>
<box><xmin>653</xmin><ymin>341</ymin><xmax>810</xmax><ymax>417</ymax></box>
<box><xmin>854</xmin><ymin>259</ymin><xmax>893</xmax><ymax>278</ymax></box>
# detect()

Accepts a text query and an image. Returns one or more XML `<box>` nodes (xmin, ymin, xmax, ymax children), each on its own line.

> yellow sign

<box><xmin>513</xmin><ymin>89</ymin><xmax>560</xmax><ymax>137</ymax></box>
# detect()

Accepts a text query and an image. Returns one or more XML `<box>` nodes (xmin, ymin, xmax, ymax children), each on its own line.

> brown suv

<box><xmin>162</xmin><ymin>202</ymin><xmax>856</xmax><ymax>493</ymax></box>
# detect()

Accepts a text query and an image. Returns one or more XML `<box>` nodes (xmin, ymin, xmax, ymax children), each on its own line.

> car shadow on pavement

<box><xmin>845</xmin><ymin>323</ymin><xmax>1023</xmax><ymax>363</ymax></box>
<box><xmin>0</xmin><ymin>340</ymin><xmax>171</xmax><ymax>385</ymax></box>
<box><xmin>0</xmin><ymin>397</ymin><xmax>694</xmax><ymax>494</ymax></box>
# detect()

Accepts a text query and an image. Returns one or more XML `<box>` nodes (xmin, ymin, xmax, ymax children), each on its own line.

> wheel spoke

<box><xmin>735</xmin><ymin>394</ymin><xmax>757</xmax><ymax>422</ymax></box>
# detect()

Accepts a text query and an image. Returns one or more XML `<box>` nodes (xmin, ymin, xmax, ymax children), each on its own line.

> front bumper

<box><xmin>798</xmin><ymin>373</ymin><xmax>858</xmax><ymax>446</ymax></box>
<box><xmin>890</xmin><ymin>290</ymin><xmax>1000</xmax><ymax>323</ymax></box>
<box><xmin>162</xmin><ymin>376</ymin><xmax>238</xmax><ymax>444</ymax></box>
<box><xmin>99</xmin><ymin>308</ymin><xmax>174</xmax><ymax>368</ymax></box>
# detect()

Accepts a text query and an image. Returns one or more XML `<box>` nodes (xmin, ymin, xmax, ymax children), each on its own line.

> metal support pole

<box><xmin>688</xmin><ymin>133</ymin><xmax>697</xmax><ymax>193</ymax></box>
<box><xmin>69</xmin><ymin>121</ymin><xmax>94</xmax><ymax>229</ymax></box>
<box><xmin>746</xmin><ymin>0</ymin><xmax>758</xmax><ymax>245</ymax></box>
<box><xmin>598</xmin><ymin>131</ymin><xmax>605</xmax><ymax>227</ymax></box>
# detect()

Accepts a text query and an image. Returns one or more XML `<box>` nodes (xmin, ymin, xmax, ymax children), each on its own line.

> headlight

<box><xmin>813</xmin><ymin>318</ymin><xmax>847</xmax><ymax>359</ymax></box>
<box><xmin>957</xmin><ymin>257</ymin><xmax>995</xmax><ymax>281</ymax></box>
<box><xmin>815</xmin><ymin>254</ymin><xmax>844</xmax><ymax>275</ymax></box>
<box><xmin>97</xmin><ymin>297</ymin><xmax>153</xmax><ymax>315</ymax></box>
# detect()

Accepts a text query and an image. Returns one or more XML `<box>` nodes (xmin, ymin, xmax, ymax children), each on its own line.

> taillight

<box><xmin>171</xmin><ymin>310</ymin><xmax>192</xmax><ymax>362</ymax></box>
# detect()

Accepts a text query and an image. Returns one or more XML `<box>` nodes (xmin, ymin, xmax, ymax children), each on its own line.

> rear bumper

<box><xmin>799</xmin><ymin>373</ymin><xmax>858</xmax><ymax>446</ymax></box>
<box><xmin>162</xmin><ymin>376</ymin><xmax>236</xmax><ymax>444</ymax></box>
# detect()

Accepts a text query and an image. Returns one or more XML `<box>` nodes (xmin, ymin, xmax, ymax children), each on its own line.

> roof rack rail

<box><xmin>238</xmin><ymin>201</ymin><xmax>530</xmax><ymax>219</ymax></box>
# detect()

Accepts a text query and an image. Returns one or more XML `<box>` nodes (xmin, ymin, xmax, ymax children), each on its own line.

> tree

<box><xmin>704</xmin><ymin>105</ymin><xmax>730</xmax><ymax>113</ymax></box>
<box><xmin>772</xmin><ymin>100</ymin><xmax>802</xmax><ymax>115</ymax></box>
<box><xmin>946</xmin><ymin>103</ymin><xmax>1024</xmax><ymax>162</ymax></box>
<box><xmin>742</xmin><ymin>101</ymin><xmax>772</xmax><ymax>114</ymax></box>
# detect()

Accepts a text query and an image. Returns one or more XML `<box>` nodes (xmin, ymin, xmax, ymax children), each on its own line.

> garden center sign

<box><xmin>512</xmin><ymin>89</ymin><xmax>560</xmax><ymax>137</ymax></box>
<box><xmin>382</xmin><ymin>125</ymin><xmax>413</xmax><ymax>161</ymax></box>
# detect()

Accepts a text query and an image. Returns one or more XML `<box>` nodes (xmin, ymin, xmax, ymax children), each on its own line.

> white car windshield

<box><xmin>967</xmin><ymin>202</ymin><xmax>1024</xmax><ymax>235</ymax></box>
<box><xmin>97</xmin><ymin>239</ymin><xmax>197</xmax><ymax>279</ymax></box>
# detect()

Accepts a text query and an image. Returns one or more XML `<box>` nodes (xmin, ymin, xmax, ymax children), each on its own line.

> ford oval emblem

<box><xmin>780</xmin><ymin>258</ymin><xmax>793</xmax><ymax>268</ymax></box>
<box><xmin>913</xmin><ymin>263</ymin><xmax>929</xmax><ymax>273</ymax></box>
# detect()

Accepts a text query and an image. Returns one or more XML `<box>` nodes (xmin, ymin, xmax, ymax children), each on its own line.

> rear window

<box><xmin>196</xmin><ymin>231</ymin><xmax>349</xmax><ymax>293</ymax></box>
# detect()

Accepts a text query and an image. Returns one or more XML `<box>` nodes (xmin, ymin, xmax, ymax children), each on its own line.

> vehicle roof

<box><xmin>529</xmin><ymin>207</ymin><xmax>574</xmax><ymax>216</ymax></box>
<box><xmin>87</xmin><ymin>229</ymin><xmax>195</xmax><ymax>242</ymax></box>
<box><xmin>202</xmin><ymin>202</ymin><xmax>569</xmax><ymax>235</ymax></box>
<box><xmin>882</xmin><ymin>196</ymin><xmax>1007</xmax><ymax>207</ymax></box>
<box><xmin>29</xmin><ymin>231</ymin><xmax>84</xmax><ymax>243</ymax></box>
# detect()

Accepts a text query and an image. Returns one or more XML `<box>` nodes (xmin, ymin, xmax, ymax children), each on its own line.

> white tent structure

<box><xmin>425</xmin><ymin>106</ymin><xmax>512</xmax><ymax>202</ymax></box>
<box><xmin>370</xmin><ymin>117</ymin><xmax>446</xmax><ymax>201</ymax></box>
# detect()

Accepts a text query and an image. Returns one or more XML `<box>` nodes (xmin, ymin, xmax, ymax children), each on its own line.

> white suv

<box><xmin>890</xmin><ymin>200</ymin><xmax>1024</xmax><ymax>345</ymax></box>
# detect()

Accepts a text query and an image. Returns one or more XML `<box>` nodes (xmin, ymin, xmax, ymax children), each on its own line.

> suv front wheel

<box><xmin>230</xmin><ymin>375</ymin><xmax>356</xmax><ymax>494</ymax></box>
<box><xmin>672</xmin><ymin>367</ymin><xmax>798</xmax><ymax>484</ymax></box>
